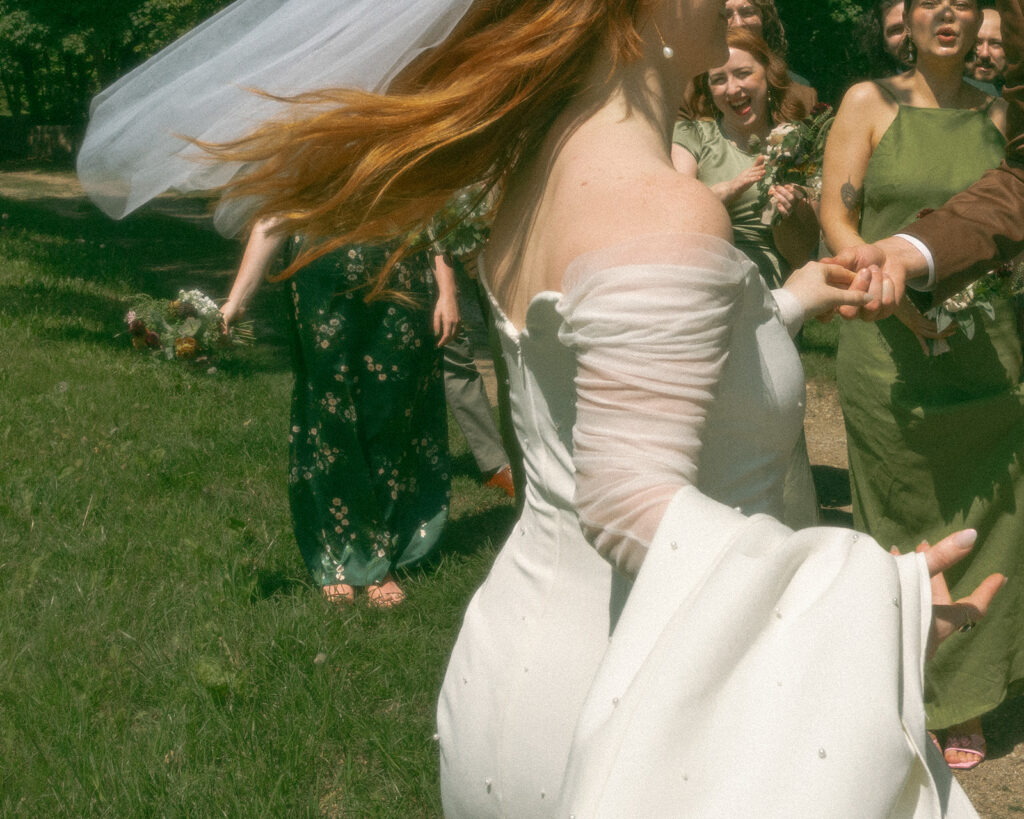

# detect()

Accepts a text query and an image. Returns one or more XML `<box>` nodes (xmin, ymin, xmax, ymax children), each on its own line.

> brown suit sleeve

<box><xmin>901</xmin><ymin>0</ymin><xmax>1024</xmax><ymax>291</ymax></box>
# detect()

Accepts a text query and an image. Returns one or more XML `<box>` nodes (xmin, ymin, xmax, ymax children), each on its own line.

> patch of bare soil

<box><xmin>0</xmin><ymin>166</ymin><xmax>215</xmax><ymax>225</ymax></box>
<box><xmin>804</xmin><ymin>378</ymin><xmax>853</xmax><ymax>526</ymax></box>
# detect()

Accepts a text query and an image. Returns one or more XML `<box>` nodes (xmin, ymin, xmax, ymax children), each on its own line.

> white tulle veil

<box><xmin>76</xmin><ymin>0</ymin><xmax>476</xmax><ymax>235</ymax></box>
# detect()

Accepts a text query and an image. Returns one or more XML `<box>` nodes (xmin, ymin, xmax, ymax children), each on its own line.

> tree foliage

<box><xmin>0</xmin><ymin>0</ymin><xmax>230</xmax><ymax>125</ymax></box>
<box><xmin>0</xmin><ymin>0</ymin><xmax>882</xmax><ymax>128</ymax></box>
<box><xmin>781</xmin><ymin>0</ymin><xmax>881</xmax><ymax>105</ymax></box>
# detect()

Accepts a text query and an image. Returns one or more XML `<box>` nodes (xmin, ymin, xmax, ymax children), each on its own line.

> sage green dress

<box><xmin>288</xmin><ymin>243</ymin><xmax>449</xmax><ymax>588</ymax></box>
<box><xmin>673</xmin><ymin>119</ymin><xmax>789</xmax><ymax>288</ymax></box>
<box><xmin>836</xmin><ymin>97</ymin><xmax>1024</xmax><ymax>729</ymax></box>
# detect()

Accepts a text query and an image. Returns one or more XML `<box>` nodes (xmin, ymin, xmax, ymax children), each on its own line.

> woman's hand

<box><xmin>908</xmin><ymin>530</ymin><xmax>1006</xmax><ymax>658</ymax></box>
<box><xmin>771</xmin><ymin>184</ymin><xmax>820</xmax><ymax>269</ymax></box>
<box><xmin>782</xmin><ymin>262</ymin><xmax>873</xmax><ymax>320</ymax></box>
<box><xmin>768</xmin><ymin>183</ymin><xmax>804</xmax><ymax>220</ymax></box>
<box><xmin>220</xmin><ymin>298</ymin><xmax>244</xmax><ymax>331</ymax></box>
<box><xmin>893</xmin><ymin>297</ymin><xmax>955</xmax><ymax>355</ymax></box>
<box><xmin>710</xmin><ymin>155</ymin><xmax>766</xmax><ymax>205</ymax></box>
<box><xmin>433</xmin><ymin>291</ymin><xmax>460</xmax><ymax>347</ymax></box>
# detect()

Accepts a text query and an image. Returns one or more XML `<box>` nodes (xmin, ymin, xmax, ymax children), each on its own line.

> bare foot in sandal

<box><xmin>365</xmin><ymin>574</ymin><xmax>406</xmax><ymax>609</ymax></box>
<box><xmin>944</xmin><ymin>718</ymin><xmax>986</xmax><ymax>770</ymax></box>
<box><xmin>322</xmin><ymin>583</ymin><xmax>356</xmax><ymax>605</ymax></box>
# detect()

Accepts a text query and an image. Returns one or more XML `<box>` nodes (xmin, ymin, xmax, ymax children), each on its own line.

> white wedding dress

<box><xmin>437</xmin><ymin>233</ymin><xmax>975</xmax><ymax>818</ymax></box>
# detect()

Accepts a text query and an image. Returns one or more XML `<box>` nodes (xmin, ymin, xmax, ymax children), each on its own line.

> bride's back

<box><xmin>483</xmin><ymin>87</ymin><xmax>732</xmax><ymax>328</ymax></box>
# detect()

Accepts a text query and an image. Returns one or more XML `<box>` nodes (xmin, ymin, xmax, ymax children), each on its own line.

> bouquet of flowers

<box><xmin>751</xmin><ymin>102</ymin><xmax>835</xmax><ymax>226</ymax></box>
<box><xmin>124</xmin><ymin>288</ymin><xmax>254</xmax><ymax>362</ymax></box>
<box><xmin>923</xmin><ymin>261</ymin><xmax>1024</xmax><ymax>355</ymax></box>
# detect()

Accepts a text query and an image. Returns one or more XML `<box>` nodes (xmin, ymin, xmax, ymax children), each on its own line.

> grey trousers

<box><xmin>443</xmin><ymin>326</ymin><xmax>508</xmax><ymax>476</ymax></box>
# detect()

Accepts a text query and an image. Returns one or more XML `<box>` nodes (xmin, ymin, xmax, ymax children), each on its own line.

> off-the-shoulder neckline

<box><xmin>480</xmin><ymin>232</ymin><xmax>751</xmax><ymax>337</ymax></box>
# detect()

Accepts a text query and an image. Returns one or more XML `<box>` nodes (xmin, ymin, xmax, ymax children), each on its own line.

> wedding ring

<box><xmin>958</xmin><ymin>615</ymin><xmax>976</xmax><ymax>633</ymax></box>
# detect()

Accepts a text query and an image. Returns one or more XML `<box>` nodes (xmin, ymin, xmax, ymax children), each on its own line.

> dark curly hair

<box><xmin>747</xmin><ymin>0</ymin><xmax>789</xmax><ymax>57</ymax></box>
<box><xmin>684</xmin><ymin>29</ymin><xmax>807</xmax><ymax>126</ymax></box>
<box><xmin>855</xmin><ymin>0</ymin><xmax>907</xmax><ymax>76</ymax></box>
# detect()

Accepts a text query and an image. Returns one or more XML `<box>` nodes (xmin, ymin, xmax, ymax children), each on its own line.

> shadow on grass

<box><xmin>813</xmin><ymin>464</ymin><xmax>853</xmax><ymax>527</ymax></box>
<box><xmin>0</xmin><ymin>192</ymin><xmax>292</xmax><ymax>374</ymax></box>
<box><xmin>250</xmin><ymin>568</ymin><xmax>309</xmax><ymax>601</ymax></box>
<box><xmin>984</xmin><ymin>695</ymin><xmax>1024</xmax><ymax>760</ymax></box>
<box><xmin>434</xmin><ymin>504</ymin><xmax>517</xmax><ymax>562</ymax></box>
<box><xmin>448</xmin><ymin>451</ymin><xmax>482</xmax><ymax>480</ymax></box>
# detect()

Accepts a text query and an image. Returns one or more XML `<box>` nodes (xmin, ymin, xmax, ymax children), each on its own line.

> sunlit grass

<box><xmin>0</xmin><ymin>195</ymin><xmax>513</xmax><ymax>816</ymax></box>
<box><xmin>797</xmin><ymin>315</ymin><xmax>840</xmax><ymax>383</ymax></box>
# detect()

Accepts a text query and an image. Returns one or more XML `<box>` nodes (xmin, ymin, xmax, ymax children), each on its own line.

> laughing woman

<box><xmin>672</xmin><ymin>29</ymin><xmax>818</xmax><ymax>290</ymax></box>
<box><xmin>822</xmin><ymin>0</ymin><xmax>1022</xmax><ymax>771</ymax></box>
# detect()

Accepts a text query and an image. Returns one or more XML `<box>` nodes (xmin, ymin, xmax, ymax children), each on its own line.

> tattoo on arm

<box><xmin>840</xmin><ymin>180</ymin><xmax>863</xmax><ymax>212</ymax></box>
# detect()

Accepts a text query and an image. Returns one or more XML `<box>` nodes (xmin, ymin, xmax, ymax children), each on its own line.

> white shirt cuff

<box><xmin>894</xmin><ymin>233</ymin><xmax>936</xmax><ymax>291</ymax></box>
<box><xmin>771</xmin><ymin>287</ymin><xmax>805</xmax><ymax>337</ymax></box>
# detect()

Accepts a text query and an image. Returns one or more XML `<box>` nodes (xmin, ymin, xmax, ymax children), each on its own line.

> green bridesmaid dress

<box><xmin>837</xmin><ymin>95</ymin><xmax>1024</xmax><ymax>729</ymax></box>
<box><xmin>287</xmin><ymin>243</ymin><xmax>450</xmax><ymax>588</ymax></box>
<box><xmin>673</xmin><ymin>119</ymin><xmax>790</xmax><ymax>288</ymax></box>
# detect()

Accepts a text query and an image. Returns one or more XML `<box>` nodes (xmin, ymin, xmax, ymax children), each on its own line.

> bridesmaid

<box><xmin>822</xmin><ymin>0</ymin><xmax>1020</xmax><ymax>770</ymax></box>
<box><xmin>223</xmin><ymin>220</ymin><xmax>459</xmax><ymax>607</ymax></box>
<box><xmin>672</xmin><ymin>28</ymin><xmax>818</xmax><ymax>290</ymax></box>
<box><xmin>724</xmin><ymin>0</ymin><xmax>818</xmax><ymax>108</ymax></box>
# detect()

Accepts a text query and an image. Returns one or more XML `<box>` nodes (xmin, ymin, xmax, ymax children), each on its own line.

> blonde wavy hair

<box><xmin>203</xmin><ymin>0</ymin><xmax>654</xmax><ymax>297</ymax></box>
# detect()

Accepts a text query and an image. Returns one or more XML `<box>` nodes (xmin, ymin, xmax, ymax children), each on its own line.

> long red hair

<box><xmin>684</xmin><ymin>29</ymin><xmax>806</xmax><ymax>125</ymax></box>
<box><xmin>204</xmin><ymin>0</ymin><xmax>653</xmax><ymax>294</ymax></box>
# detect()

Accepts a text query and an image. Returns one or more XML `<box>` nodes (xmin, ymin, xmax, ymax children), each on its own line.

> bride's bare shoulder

<box><xmin>574</xmin><ymin>167</ymin><xmax>732</xmax><ymax>247</ymax></box>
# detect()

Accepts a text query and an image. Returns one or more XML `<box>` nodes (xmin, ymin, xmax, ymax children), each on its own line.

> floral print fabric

<box><xmin>287</xmin><ymin>243</ymin><xmax>449</xmax><ymax>587</ymax></box>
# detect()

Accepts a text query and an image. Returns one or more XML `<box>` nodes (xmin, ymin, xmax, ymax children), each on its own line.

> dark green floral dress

<box><xmin>287</xmin><ymin>242</ymin><xmax>450</xmax><ymax>587</ymax></box>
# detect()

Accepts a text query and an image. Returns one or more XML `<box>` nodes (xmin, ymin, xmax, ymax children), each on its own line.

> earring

<box><xmin>652</xmin><ymin>21</ymin><xmax>674</xmax><ymax>59</ymax></box>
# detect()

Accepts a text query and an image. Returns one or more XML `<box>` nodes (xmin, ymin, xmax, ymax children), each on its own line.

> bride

<box><xmin>77</xmin><ymin>0</ymin><xmax>1003</xmax><ymax>815</ymax></box>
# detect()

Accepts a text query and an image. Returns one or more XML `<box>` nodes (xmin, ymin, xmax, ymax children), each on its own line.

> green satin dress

<box><xmin>287</xmin><ymin>243</ymin><xmax>449</xmax><ymax>588</ymax></box>
<box><xmin>836</xmin><ymin>98</ymin><xmax>1024</xmax><ymax>729</ymax></box>
<box><xmin>673</xmin><ymin>119</ymin><xmax>789</xmax><ymax>288</ymax></box>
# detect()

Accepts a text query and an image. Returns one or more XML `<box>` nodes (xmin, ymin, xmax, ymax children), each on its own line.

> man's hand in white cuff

<box><xmin>821</xmin><ymin>236</ymin><xmax>930</xmax><ymax>321</ymax></box>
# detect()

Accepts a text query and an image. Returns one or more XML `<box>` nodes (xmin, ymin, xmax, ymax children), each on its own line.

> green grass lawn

<box><xmin>0</xmin><ymin>194</ymin><xmax>514</xmax><ymax>816</ymax></box>
<box><xmin>797</xmin><ymin>315</ymin><xmax>840</xmax><ymax>383</ymax></box>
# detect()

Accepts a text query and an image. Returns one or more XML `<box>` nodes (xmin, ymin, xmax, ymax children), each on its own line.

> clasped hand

<box><xmin>818</xmin><ymin>236</ymin><xmax>934</xmax><ymax>322</ymax></box>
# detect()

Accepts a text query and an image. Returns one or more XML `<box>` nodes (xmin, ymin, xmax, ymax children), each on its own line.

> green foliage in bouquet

<box><xmin>750</xmin><ymin>103</ymin><xmax>835</xmax><ymax>225</ymax></box>
<box><xmin>923</xmin><ymin>261</ymin><xmax>1024</xmax><ymax>354</ymax></box>
<box><xmin>124</xmin><ymin>288</ymin><xmax>254</xmax><ymax>361</ymax></box>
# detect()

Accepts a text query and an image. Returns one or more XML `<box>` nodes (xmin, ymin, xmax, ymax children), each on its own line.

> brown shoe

<box><xmin>485</xmin><ymin>464</ymin><xmax>515</xmax><ymax>498</ymax></box>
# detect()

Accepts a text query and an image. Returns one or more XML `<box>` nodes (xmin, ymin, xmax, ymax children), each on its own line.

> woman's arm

<box><xmin>560</xmin><ymin>244</ymin><xmax>868</xmax><ymax>578</ymax></box>
<box><xmin>770</xmin><ymin>184</ymin><xmax>820</xmax><ymax>269</ymax></box>
<box><xmin>432</xmin><ymin>253</ymin><xmax>461</xmax><ymax>347</ymax></box>
<box><xmin>671</xmin><ymin>142</ymin><xmax>766</xmax><ymax>207</ymax></box>
<box><xmin>820</xmin><ymin>82</ymin><xmax>889</xmax><ymax>254</ymax></box>
<box><xmin>222</xmin><ymin>217</ymin><xmax>287</xmax><ymax>327</ymax></box>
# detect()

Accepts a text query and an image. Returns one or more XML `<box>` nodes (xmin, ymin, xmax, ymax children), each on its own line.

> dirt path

<box><xmin>3</xmin><ymin>168</ymin><xmax>1023</xmax><ymax>816</ymax></box>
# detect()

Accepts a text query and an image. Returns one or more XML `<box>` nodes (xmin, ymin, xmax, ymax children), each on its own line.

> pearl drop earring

<box><xmin>653</xmin><ymin>21</ymin><xmax>674</xmax><ymax>60</ymax></box>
